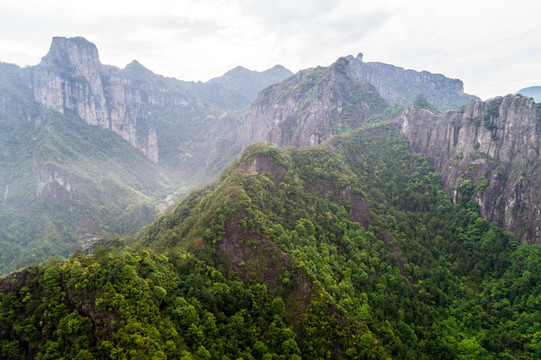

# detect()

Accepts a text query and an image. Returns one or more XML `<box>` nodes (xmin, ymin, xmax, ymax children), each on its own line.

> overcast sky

<box><xmin>1</xmin><ymin>0</ymin><xmax>539</xmax><ymax>99</ymax></box>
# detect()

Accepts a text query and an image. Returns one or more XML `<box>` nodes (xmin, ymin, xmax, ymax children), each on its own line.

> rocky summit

<box><xmin>238</xmin><ymin>57</ymin><xmax>390</xmax><ymax>148</ymax></box>
<box><xmin>348</xmin><ymin>53</ymin><xmax>479</xmax><ymax>111</ymax></box>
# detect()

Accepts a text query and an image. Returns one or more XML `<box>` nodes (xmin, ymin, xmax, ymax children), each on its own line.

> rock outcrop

<box><xmin>238</xmin><ymin>57</ymin><xmax>389</xmax><ymax>148</ymax></box>
<box><xmin>398</xmin><ymin>95</ymin><xmax>541</xmax><ymax>244</ymax></box>
<box><xmin>23</xmin><ymin>37</ymin><xmax>159</xmax><ymax>162</ymax></box>
<box><xmin>348</xmin><ymin>53</ymin><xmax>478</xmax><ymax>111</ymax></box>
<box><xmin>21</xmin><ymin>37</ymin><xmax>292</xmax><ymax>172</ymax></box>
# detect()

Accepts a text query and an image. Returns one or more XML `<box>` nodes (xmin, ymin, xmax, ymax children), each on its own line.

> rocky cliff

<box><xmin>22</xmin><ymin>37</ymin><xmax>291</xmax><ymax>175</ymax></box>
<box><xmin>348</xmin><ymin>53</ymin><xmax>478</xmax><ymax>111</ymax></box>
<box><xmin>238</xmin><ymin>57</ymin><xmax>389</xmax><ymax>148</ymax></box>
<box><xmin>23</xmin><ymin>37</ymin><xmax>160</xmax><ymax>162</ymax></box>
<box><xmin>398</xmin><ymin>95</ymin><xmax>541</xmax><ymax>244</ymax></box>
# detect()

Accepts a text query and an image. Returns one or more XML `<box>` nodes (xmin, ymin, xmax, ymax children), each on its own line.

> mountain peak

<box><xmin>232</xmin><ymin>65</ymin><xmax>248</xmax><ymax>71</ymax></box>
<box><xmin>264</xmin><ymin>64</ymin><xmax>293</xmax><ymax>78</ymax></box>
<box><xmin>329</xmin><ymin>56</ymin><xmax>351</xmax><ymax>77</ymax></box>
<box><xmin>42</xmin><ymin>36</ymin><xmax>100</xmax><ymax>68</ymax></box>
<box><xmin>124</xmin><ymin>59</ymin><xmax>154</xmax><ymax>76</ymax></box>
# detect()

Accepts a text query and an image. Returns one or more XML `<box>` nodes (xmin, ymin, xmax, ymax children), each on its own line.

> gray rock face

<box><xmin>239</xmin><ymin>57</ymin><xmax>388</xmax><ymax>148</ymax></box>
<box><xmin>23</xmin><ymin>37</ymin><xmax>159</xmax><ymax>161</ymax></box>
<box><xmin>21</xmin><ymin>36</ymin><xmax>292</xmax><ymax>177</ymax></box>
<box><xmin>398</xmin><ymin>95</ymin><xmax>541</xmax><ymax>244</ymax></box>
<box><xmin>348</xmin><ymin>53</ymin><xmax>478</xmax><ymax>111</ymax></box>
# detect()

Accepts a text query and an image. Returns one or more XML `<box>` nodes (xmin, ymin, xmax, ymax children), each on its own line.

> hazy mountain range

<box><xmin>0</xmin><ymin>36</ymin><xmax>540</xmax><ymax>360</ymax></box>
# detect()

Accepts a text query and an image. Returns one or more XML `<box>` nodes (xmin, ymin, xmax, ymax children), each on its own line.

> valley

<box><xmin>0</xmin><ymin>36</ymin><xmax>540</xmax><ymax>359</ymax></box>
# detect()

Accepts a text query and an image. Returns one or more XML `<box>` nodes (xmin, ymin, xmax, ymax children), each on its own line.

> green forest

<box><xmin>1</xmin><ymin>125</ymin><xmax>540</xmax><ymax>359</ymax></box>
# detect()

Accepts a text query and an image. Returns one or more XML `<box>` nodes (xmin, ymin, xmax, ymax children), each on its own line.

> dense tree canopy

<box><xmin>1</xmin><ymin>125</ymin><xmax>540</xmax><ymax>359</ymax></box>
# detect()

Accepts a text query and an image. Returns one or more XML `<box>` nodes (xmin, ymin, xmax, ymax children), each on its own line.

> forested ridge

<box><xmin>1</xmin><ymin>125</ymin><xmax>540</xmax><ymax>359</ymax></box>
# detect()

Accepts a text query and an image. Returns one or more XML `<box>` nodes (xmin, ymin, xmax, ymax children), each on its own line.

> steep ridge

<box><xmin>238</xmin><ymin>57</ymin><xmax>391</xmax><ymax>148</ymax></box>
<box><xmin>398</xmin><ymin>95</ymin><xmax>541</xmax><ymax>244</ymax></box>
<box><xmin>2</xmin><ymin>125</ymin><xmax>540</xmax><ymax>359</ymax></box>
<box><xmin>347</xmin><ymin>53</ymin><xmax>478</xmax><ymax>111</ymax></box>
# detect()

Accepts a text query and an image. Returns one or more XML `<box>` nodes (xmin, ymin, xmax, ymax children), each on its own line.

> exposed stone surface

<box><xmin>23</xmin><ymin>37</ymin><xmax>159</xmax><ymax>162</ymax></box>
<box><xmin>239</xmin><ymin>57</ymin><xmax>388</xmax><ymax>148</ymax></box>
<box><xmin>398</xmin><ymin>95</ymin><xmax>541</xmax><ymax>244</ymax></box>
<box><xmin>21</xmin><ymin>37</ymin><xmax>292</xmax><ymax>173</ymax></box>
<box><xmin>348</xmin><ymin>53</ymin><xmax>478</xmax><ymax>111</ymax></box>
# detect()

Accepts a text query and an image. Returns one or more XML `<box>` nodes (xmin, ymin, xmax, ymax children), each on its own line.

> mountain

<box><xmin>347</xmin><ymin>53</ymin><xmax>479</xmax><ymax>111</ymax></box>
<box><xmin>517</xmin><ymin>86</ymin><xmax>541</xmax><ymax>102</ymax></box>
<box><xmin>0</xmin><ymin>59</ymin><xmax>180</xmax><ymax>274</ymax></box>
<box><xmin>208</xmin><ymin>65</ymin><xmax>293</xmax><ymax>106</ymax></box>
<box><xmin>237</xmin><ymin>54</ymin><xmax>541</xmax><ymax>246</ymax></box>
<box><xmin>2</xmin><ymin>39</ymin><xmax>541</xmax><ymax>358</ymax></box>
<box><xmin>398</xmin><ymin>94</ymin><xmax>541</xmax><ymax>244</ymax></box>
<box><xmin>1</xmin><ymin>127</ymin><xmax>539</xmax><ymax>359</ymax></box>
<box><xmin>23</xmin><ymin>37</ymin><xmax>265</xmax><ymax>175</ymax></box>
<box><xmin>238</xmin><ymin>57</ymin><xmax>394</xmax><ymax>148</ymax></box>
<box><xmin>238</xmin><ymin>54</ymin><xmax>478</xmax><ymax>150</ymax></box>
<box><xmin>0</xmin><ymin>37</ymin><xmax>293</xmax><ymax>274</ymax></box>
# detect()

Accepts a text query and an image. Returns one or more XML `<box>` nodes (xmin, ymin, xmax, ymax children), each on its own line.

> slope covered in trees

<box><xmin>1</xmin><ymin>125</ymin><xmax>540</xmax><ymax>359</ymax></box>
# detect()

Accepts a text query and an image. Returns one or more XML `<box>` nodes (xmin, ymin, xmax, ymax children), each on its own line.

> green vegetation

<box><xmin>0</xmin><ymin>65</ymin><xmax>180</xmax><ymax>274</ymax></box>
<box><xmin>255</xmin><ymin>58</ymin><xmax>389</xmax><ymax>139</ymax></box>
<box><xmin>412</xmin><ymin>94</ymin><xmax>440</xmax><ymax>114</ymax></box>
<box><xmin>2</xmin><ymin>126</ymin><xmax>539</xmax><ymax>359</ymax></box>
<box><xmin>482</xmin><ymin>99</ymin><xmax>501</xmax><ymax>131</ymax></box>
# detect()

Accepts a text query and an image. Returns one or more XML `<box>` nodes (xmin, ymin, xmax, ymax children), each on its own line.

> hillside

<box><xmin>1</xmin><ymin>127</ymin><xmax>539</xmax><ymax>359</ymax></box>
<box><xmin>2</xmin><ymin>38</ymin><xmax>540</xmax><ymax>360</ymax></box>
<box><xmin>0</xmin><ymin>61</ymin><xmax>182</xmax><ymax>274</ymax></box>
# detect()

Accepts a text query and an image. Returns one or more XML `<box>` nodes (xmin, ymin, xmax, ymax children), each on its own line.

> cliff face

<box><xmin>398</xmin><ymin>95</ymin><xmax>541</xmax><ymax>244</ymax></box>
<box><xmin>21</xmin><ymin>37</ymin><xmax>291</xmax><ymax>173</ymax></box>
<box><xmin>348</xmin><ymin>53</ymin><xmax>478</xmax><ymax>111</ymax></box>
<box><xmin>23</xmin><ymin>37</ymin><xmax>159</xmax><ymax>162</ymax></box>
<box><xmin>239</xmin><ymin>57</ymin><xmax>389</xmax><ymax>148</ymax></box>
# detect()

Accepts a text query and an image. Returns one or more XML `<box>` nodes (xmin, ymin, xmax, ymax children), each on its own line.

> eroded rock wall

<box><xmin>398</xmin><ymin>95</ymin><xmax>541</xmax><ymax>243</ymax></box>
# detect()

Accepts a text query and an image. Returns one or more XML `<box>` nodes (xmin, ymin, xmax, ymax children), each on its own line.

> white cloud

<box><xmin>0</xmin><ymin>0</ymin><xmax>539</xmax><ymax>99</ymax></box>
